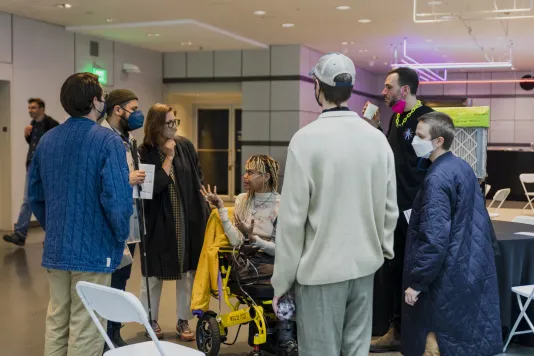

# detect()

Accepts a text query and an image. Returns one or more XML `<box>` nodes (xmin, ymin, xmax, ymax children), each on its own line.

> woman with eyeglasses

<box><xmin>138</xmin><ymin>103</ymin><xmax>210</xmax><ymax>341</ymax></box>
<box><xmin>202</xmin><ymin>154</ymin><xmax>280</xmax><ymax>257</ymax></box>
<box><xmin>201</xmin><ymin>155</ymin><xmax>298</xmax><ymax>355</ymax></box>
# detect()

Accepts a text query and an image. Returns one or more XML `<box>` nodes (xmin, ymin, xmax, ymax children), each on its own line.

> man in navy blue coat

<box><xmin>402</xmin><ymin>112</ymin><xmax>502</xmax><ymax>356</ymax></box>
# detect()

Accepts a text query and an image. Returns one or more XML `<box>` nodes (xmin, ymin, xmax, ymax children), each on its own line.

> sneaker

<box><xmin>176</xmin><ymin>319</ymin><xmax>195</xmax><ymax>341</ymax></box>
<box><xmin>370</xmin><ymin>326</ymin><xmax>401</xmax><ymax>353</ymax></box>
<box><xmin>146</xmin><ymin>320</ymin><xmax>164</xmax><ymax>340</ymax></box>
<box><xmin>3</xmin><ymin>233</ymin><xmax>26</xmax><ymax>247</ymax></box>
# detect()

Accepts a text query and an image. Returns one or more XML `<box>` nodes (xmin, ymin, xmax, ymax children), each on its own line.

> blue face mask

<box><xmin>125</xmin><ymin>110</ymin><xmax>145</xmax><ymax>131</ymax></box>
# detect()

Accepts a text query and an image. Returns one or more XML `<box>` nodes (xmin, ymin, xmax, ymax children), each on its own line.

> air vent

<box><xmin>90</xmin><ymin>41</ymin><xmax>99</xmax><ymax>57</ymax></box>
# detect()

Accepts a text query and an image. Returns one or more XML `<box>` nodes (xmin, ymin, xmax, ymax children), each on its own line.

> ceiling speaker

<box><xmin>519</xmin><ymin>74</ymin><xmax>534</xmax><ymax>91</ymax></box>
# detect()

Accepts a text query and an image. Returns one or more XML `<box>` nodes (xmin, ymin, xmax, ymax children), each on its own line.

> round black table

<box><xmin>494</xmin><ymin>220</ymin><xmax>534</xmax><ymax>346</ymax></box>
<box><xmin>372</xmin><ymin>220</ymin><xmax>534</xmax><ymax>347</ymax></box>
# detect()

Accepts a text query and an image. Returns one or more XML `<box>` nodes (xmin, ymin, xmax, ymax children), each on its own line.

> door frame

<box><xmin>193</xmin><ymin>104</ymin><xmax>242</xmax><ymax>201</ymax></box>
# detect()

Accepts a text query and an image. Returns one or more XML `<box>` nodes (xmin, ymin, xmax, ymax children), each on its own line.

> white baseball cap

<box><xmin>310</xmin><ymin>52</ymin><xmax>356</xmax><ymax>87</ymax></box>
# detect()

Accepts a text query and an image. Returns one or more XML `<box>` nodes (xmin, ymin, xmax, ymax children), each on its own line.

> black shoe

<box><xmin>3</xmin><ymin>233</ymin><xmax>26</xmax><ymax>247</ymax></box>
<box><xmin>109</xmin><ymin>327</ymin><xmax>128</xmax><ymax>348</ymax></box>
<box><xmin>102</xmin><ymin>329</ymin><xmax>128</xmax><ymax>354</ymax></box>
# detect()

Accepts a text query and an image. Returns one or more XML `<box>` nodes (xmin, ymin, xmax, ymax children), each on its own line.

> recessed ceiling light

<box><xmin>154</xmin><ymin>33</ymin><xmax>161</xmax><ymax>37</ymax></box>
<box><xmin>358</xmin><ymin>49</ymin><xmax>368</xmax><ymax>53</ymax></box>
<box><xmin>511</xmin><ymin>67</ymin><xmax>516</xmax><ymax>70</ymax></box>
<box><xmin>254</xmin><ymin>10</ymin><xmax>266</xmax><ymax>15</ymax></box>
<box><xmin>428</xmin><ymin>1</ymin><xmax>443</xmax><ymax>5</ymax></box>
<box><xmin>384</xmin><ymin>62</ymin><xmax>389</xmax><ymax>66</ymax></box>
<box><xmin>442</xmin><ymin>54</ymin><xmax>448</xmax><ymax>58</ymax></box>
<box><xmin>336</xmin><ymin>5</ymin><xmax>351</xmax><ymax>10</ymax></box>
<box><xmin>106</xmin><ymin>18</ymin><xmax>113</xmax><ymax>23</ymax></box>
<box><xmin>181</xmin><ymin>41</ymin><xmax>193</xmax><ymax>46</ymax></box>
<box><xmin>341</xmin><ymin>42</ymin><xmax>348</xmax><ymax>45</ymax></box>
<box><xmin>358</xmin><ymin>19</ymin><xmax>371</xmax><ymax>23</ymax></box>
<box><xmin>56</xmin><ymin>3</ymin><xmax>72</xmax><ymax>8</ymax></box>
<box><xmin>147</xmin><ymin>33</ymin><xmax>160</xmax><ymax>37</ymax></box>
<box><xmin>282</xmin><ymin>23</ymin><xmax>295</xmax><ymax>28</ymax></box>
<box><xmin>350</xmin><ymin>41</ymin><xmax>355</xmax><ymax>45</ymax></box>
<box><xmin>426</xmin><ymin>39</ymin><xmax>433</xmax><ymax>43</ymax></box>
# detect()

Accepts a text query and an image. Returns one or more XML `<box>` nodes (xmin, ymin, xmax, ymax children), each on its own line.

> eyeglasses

<box><xmin>166</xmin><ymin>119</ymin><xmax>180</xmax><ymax>128</ymax></box>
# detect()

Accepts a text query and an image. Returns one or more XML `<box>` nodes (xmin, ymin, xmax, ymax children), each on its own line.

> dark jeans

<box><xmin>389</xmin><ymin>214</ymin><xmax>408</xmax><ymax>333</ymax></box>
<box><xmin>14</xmin><ymin>172</ymin><xmax>32</xmax><ymax>238</ymax></box>
<box><xmin>107</xmin><ymin>243</ymin><xmax>136</xmax><ymax>335</ymax></box>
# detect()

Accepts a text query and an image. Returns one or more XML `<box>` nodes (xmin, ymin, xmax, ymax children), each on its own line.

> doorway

<box><xmin>195</xmin><ymin>105</ymin><xmax>242</xmax><ymax>201</ymax></box>
<box><xmin>0</xmin><ymin>81</ymin><xmax>11</xmax><ymax>230</ymax></box>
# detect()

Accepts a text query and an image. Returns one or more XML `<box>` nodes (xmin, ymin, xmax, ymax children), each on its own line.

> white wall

<box><xmin>419</xmin><ymin>71</ymin><xmax>534</xmax><ymax>144</ymax></box>
<box><xmin>112</xmin><ymin>42</ymin><xmax>164</xmax><ymax>142</ymax></box>
<box><xmin>0</xmin><ymin>81</ymin><xmax>11</xmax><ymax>230</ymax></box>
<box><xmin>11</xmin><ymin>16</ymin><xmax>75</xmax><ymax>224</ymax></box>
<box><xmin>1</xmin><ymin>13</ymin><xmax>163</xmax><ymax>226</ymax></box>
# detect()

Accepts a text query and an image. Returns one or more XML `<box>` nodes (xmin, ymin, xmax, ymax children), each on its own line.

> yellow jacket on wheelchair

<box><xmin>191</xmin><ymin>207</ymin><xmax>234</xmax><ymax>312</ymax></box>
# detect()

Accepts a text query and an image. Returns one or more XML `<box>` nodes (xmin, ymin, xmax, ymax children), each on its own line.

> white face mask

<box><xmin>412</xmin><ymin>136</ymin><xmax>434</xmax><ymax>158</ymax></box>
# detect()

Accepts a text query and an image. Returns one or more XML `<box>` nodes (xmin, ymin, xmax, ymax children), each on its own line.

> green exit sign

<box><xmin>92</xmin><ymin>68</ymin><xmax>108</xmax><ymax>85</ymax></box>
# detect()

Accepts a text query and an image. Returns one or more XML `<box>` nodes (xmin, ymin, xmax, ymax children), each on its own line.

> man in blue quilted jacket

<box><xmin>28</xmin><ymin>72</ymin><xmax>133</xmax><ymax>356</ymax></box>
<box><xmin>402</xmin><ymin>111</ymin><xmax>502</xmax><ymax>356</ymax></box>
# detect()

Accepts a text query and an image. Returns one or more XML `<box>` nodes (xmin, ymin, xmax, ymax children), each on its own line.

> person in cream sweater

<box><xmin>271</xmin><ymin>53</ymin><xmax>399</xmax><ymax>356</ymax></box>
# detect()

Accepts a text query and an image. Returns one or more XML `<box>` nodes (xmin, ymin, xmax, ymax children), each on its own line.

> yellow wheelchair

<box><xmin>194</xmin><ymin>247</ymin><xmax>298</xmax><ymax>356</ymax></box>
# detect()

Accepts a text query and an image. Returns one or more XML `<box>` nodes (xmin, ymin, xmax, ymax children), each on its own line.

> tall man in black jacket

<box><xmin>3</xmin><ymin>98</ymin><xmax>59</xmax><ymax>246</ymax></box>
<box><xmin>363</xmin><ymin>68</ymin><xmax>434</xmax><ymax>353</ymax></box>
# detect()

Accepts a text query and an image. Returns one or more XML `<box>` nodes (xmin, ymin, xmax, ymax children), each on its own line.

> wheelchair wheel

<box><xmin>196</xmin><ymin>312</ymin><xmax>221</xmax><ymax>356</ymax></box>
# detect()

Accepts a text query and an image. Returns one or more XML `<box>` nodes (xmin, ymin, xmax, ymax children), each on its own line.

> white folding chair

<box><xmin>519</xmin><ymin>174</ymin><xmax>534</xmax><ymax>214</ymax></box>
<box><xmin>487</xmin><ymin>188</ymin><xmax>511</xmax><ymax>218</ymax></box>
<box><xmin>512</xmin><ymin>216</ymin><xmax>534</xmax><ymax>225</ymax></box>
<box><xmin>503</xmin><ymin>285</ymin><xmax>534</xmax><ymax>352</ymax></box>
<box><xmin>485</xmin><ymin>184</ymin><xmax>491</xmax><ymax>197</ymax></box>
<box><xmin>76</xmin><ymin>281</ymin><xmax>203</xmax><ymax>356</ymax></box>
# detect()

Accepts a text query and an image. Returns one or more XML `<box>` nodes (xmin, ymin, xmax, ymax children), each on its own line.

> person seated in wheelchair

<box><xmin>201</xmin><ymin>154</ymin><xmax>297</xmax><ymax>355</ymax></box>
<box><xmin>201</xmin><ymin>154</ymin><xmax>279</xmax><ymax>279</ymax></box>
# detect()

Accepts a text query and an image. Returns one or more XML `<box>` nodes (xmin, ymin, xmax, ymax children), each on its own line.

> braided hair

<box><xmin>235</xmin><ymin>154</ymin><xmax>280</xmax><ymax>220</ymax></box>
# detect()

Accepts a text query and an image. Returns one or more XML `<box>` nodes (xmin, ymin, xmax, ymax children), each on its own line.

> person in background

<box><xmin>363</xmin><ymin>67</ymin><xmax>434</xmax><ymax>353</ymax></box>
<box><xmin>28</xmin><ymin>73</ymin><xmax>132</xmax><ymax>356</ymax></box>
<box><xmin>3</xmin><ymin>98</ymin><xmax>59</xmax><ymax>247</ymax></box>
<box><xmin>272</xmin><ymin>53</ymin><xmax>398</xmax><ymax>356</ymax></box>
<box><xmin>138</xmin><ymin>103</ymin><xmax>209</xmax><ymax>341</ymax></box>
<box><xmin>100</xmin><ymin>89</ymin><xmax>145</xmax><ymax>349</ymax></box>
<box><xmin>402</xmin><ymin>112</ymin><xmax>502</xmax><ymax>356</ymax></box>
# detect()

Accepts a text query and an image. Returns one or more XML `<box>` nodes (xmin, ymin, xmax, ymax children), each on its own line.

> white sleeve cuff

<box><xmin>218</xmin><ymin>207</ymin><xmax>229</xmax><ymax>221</ymax></box>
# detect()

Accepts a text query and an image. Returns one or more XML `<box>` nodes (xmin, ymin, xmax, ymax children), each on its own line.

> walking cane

<box><xmin>131</xmin><ymin>138</ymin><xmax>153</xmax><ymax>323</ymax></box>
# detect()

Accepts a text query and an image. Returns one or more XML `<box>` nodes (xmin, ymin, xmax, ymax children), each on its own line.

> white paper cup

<box><xmin>363</xmin><ymin>103</ymin><xmax>379</xmax><ymax>120</ymax></box>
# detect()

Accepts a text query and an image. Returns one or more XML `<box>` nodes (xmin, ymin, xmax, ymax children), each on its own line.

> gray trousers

<box><xmin>296</xmin><ymin>273</ymin><xmax>374</xmax><ymax>356</ymax></box>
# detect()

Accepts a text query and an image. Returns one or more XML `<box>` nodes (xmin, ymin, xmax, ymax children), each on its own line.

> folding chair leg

<box><xmin>502</xmin><ymin>294</ymin><xmax>531</xmax><ymax>353</ymax></box>
<box><xmin>522</xmin><ymin>198</ymin><xmax>534</xmax><ymax>213</ymax></box>
<box><xmin>503</xmin><ymin>294</ymin><xmax>534</xmax><ymax>352</ymax></box>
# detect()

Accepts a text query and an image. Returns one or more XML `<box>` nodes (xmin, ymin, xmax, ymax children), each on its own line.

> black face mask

<box><xmin>314</xmin><ymin>81</ymin><xmax>323</xmax><ymax>107</ymax></box>
<box><xmin>118</xmin><ymin>114</ymin><xmax>129</xmax><ymax>133</ymax></box>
